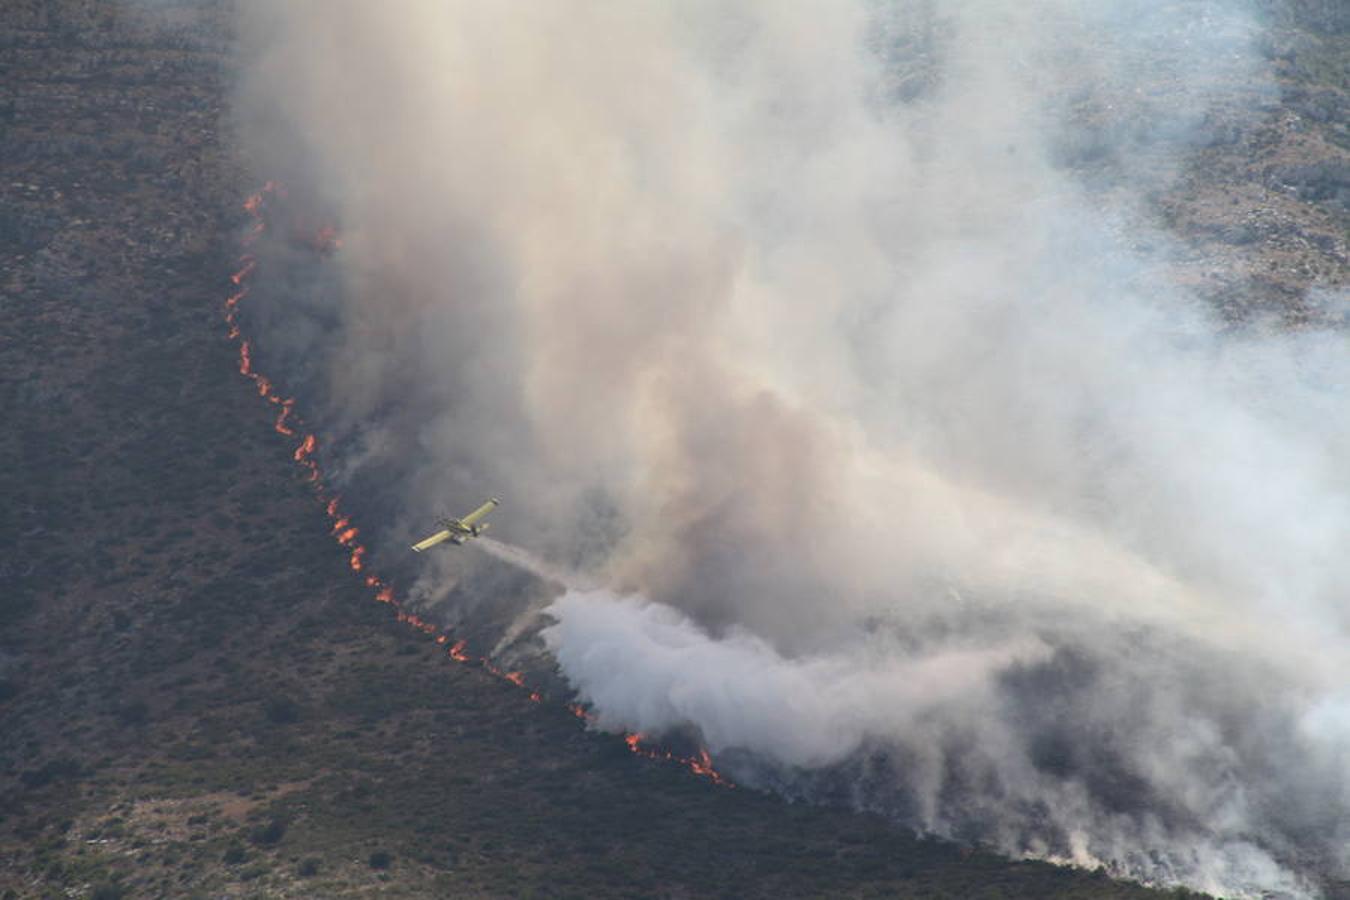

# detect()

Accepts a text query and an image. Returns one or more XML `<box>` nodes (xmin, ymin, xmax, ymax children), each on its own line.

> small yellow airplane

<box><xmin>411</xmin><ymin>498</ymin><xmax>499</xmax><ymax>552</ymax></box>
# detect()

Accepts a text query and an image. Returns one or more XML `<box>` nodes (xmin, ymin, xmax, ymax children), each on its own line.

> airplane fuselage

<box><xmin>411</xmin><ymin>498</ymin><xmax>499</xmax><ymax>552</ymax></box>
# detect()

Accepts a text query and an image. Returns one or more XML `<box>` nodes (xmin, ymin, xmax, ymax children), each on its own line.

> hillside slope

<box><xmin>1</xmin><ymin>2</ymin><xmax>1345</xmax><ymax>898</ymax></box>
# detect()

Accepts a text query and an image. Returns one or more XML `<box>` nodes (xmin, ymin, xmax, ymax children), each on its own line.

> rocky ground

<box><xmin>0</xmin><ymin>1</ymin><xmax>1345</xmax><ymax>898</ymax></box>
<box><xmin>1159</xmin><ymin>13</ymin><xmax>1350</xmax><ymax>322</ymax></box>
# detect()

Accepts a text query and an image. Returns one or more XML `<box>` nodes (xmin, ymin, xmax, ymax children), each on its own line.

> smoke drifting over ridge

<box><xmin>232</xmin><ymin>2</ymin><xmax>1349</xmax><ymax>896</ymax></box>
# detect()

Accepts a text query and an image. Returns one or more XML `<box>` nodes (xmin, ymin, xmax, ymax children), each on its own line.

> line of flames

<box><xmin>225</xmin><ymin>183</ymin><xmax>730</xmax><ymax>788</ymax></box>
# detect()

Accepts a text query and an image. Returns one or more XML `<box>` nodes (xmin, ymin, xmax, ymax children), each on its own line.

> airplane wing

<box><xmin>459</xmin><ymin>498</ymin><xmax>499</xmax><ymax>528</ymax></box>
<box><xmin>410</xmin><ymin>498</ymin><xmax>498</xmax><ymax>552</ymax></box>
<box><xmin>411</xmin><ymin>529</ymin><xmax>455</xmax><ymax>552</ymax></box>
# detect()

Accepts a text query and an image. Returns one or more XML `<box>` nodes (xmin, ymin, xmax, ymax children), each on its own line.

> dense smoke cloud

<box><xmin>232</xmin><ymin>2</ymin><xmax>1349</xmax><ymax>895</ymax></box>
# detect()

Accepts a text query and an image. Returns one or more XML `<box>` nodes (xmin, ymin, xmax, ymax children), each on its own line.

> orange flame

<box><xmin>623</xmin><ymin>732</ymin><xmax>733</xmax><ymax>787</ymax></box>
<box><xmin>272</xmin><ymin>398</ymin><xmax>295</xmax><ymax>436</ymax></box>
<box><xmin>230</xmin><ymin>257</ymin><xmax>256</xmax><ymax>285</ymax></box>
<box><xmin>293</xmin><ymin>433</ymin><xmax>316</xmax><ymax>462</ymax></box>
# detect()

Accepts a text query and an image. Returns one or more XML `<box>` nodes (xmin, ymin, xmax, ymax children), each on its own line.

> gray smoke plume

<box><xmin>231</xmin><ymin>2</ymin><xmax>1349</xmax><ymax>896</ymax></box>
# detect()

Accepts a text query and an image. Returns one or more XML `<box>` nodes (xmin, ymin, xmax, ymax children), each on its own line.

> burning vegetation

<box><xmin>224</xmin><ymin>182</ymin><xmax>730</xmax><ymax>787</ymax></box>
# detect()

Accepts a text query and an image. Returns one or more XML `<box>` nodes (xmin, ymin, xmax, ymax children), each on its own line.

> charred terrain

<box><xmin>1</xmin><ymin>1</ymin><xmax>1347</xmax><ymax>898</ymax></box>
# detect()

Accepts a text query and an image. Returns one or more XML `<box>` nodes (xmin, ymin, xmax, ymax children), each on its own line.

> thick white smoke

<box><xmin>233</xmin><ymin>1</ymin><xmax>1349</xmax><ymax>895</ymax></box>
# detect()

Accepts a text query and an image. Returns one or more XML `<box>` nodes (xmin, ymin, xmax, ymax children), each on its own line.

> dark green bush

<box><xmin>117</xmin><ymin>699</ymin><xmax>149</xmax><ymax>726</ymax></box>
<box><xmin>248</xmin><ymin>817</ymin><xmax>286</xmax><ymax>847</ymax></box>
<box><xmin>263</xmin><ymin>696</ymin><xmax>300</xmax><ymax>725</ymax></box>
<box><xmin>20</xmin><ymin>757</ymin><xmax>82</xmax><ymax>789</ymax></box>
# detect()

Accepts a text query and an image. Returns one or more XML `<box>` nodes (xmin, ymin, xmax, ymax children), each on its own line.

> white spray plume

<box><xmin>233</xmin><ymin>1</ymin><xmax>1349</xmax><ymax>895</ymax></box>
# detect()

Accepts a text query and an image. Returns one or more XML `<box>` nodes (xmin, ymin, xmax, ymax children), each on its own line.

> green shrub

<box><xmin>239</xmin><ymin>863</ymin><xmax>268</xmax><ymax>881</ymax></box>
<box><xmin>117</xmin><ymin>699</ymin><xmax>149</xmax><ymax>726</ymax></box>
<box><xmin>20</xmin><ymin>757</ymin><xmax>82</xmax><ymax>788</ymax></box>
<box><xmin>263</xmin><ymin>696</ymin><xmax>301</xmax><ymax>725</ymax></box>
<box><xmin>248</xmin><ymin>817</ymin><xmax>286</xmax><ymax>847</ymax></box>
